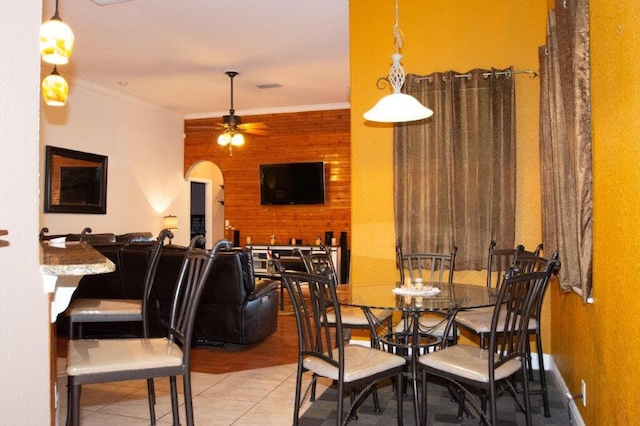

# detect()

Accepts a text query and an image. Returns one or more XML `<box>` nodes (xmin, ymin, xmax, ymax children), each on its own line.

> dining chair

<box><xmin>453</xmin><ymin>244</ymin><xmax>557</xmax><ymax>417</ymax></box>
<box><xmin>64</xmin><ymin>229</ymin><xmax>173</xmax><ymax>339</ymax></box>
<box><xmin>295</xmin><ymin>246</ymin><xmax>394</xmax><ymax>346</ymax></box>
<box><xmin>294</xmin><ymin>247</ymin><xmax>393</xmax><ymax>415</ymax></box>
<box><xmin>395</xmin><ymin>246</ymin><xmax>459</xmax><ymax>345</ymax></box>
<box><xmin>65</xmin><ymin>237</ymin><xmax>232</xmax><ymax>426</ymax></box>
<box><xmin>279</xmin><ymin>267</ymin><xmax>406</xmax><ymax>425</ymax></box>
<box><xmin>418</xmin><ymin>259</ymin><xmax>560</xmax><ymax>426</ymax></box>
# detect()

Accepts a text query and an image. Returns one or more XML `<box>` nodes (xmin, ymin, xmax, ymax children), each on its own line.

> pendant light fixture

<box><xmin>363</xmin><ymin>0</ymin><xmax>433</xmax><ymax>123</ymax></box>
<box><xmin>40</xmin><ymin>0</ymin><xmax>75</xmax><ymax>65</ymax></box>
<box><xmin>41</xmin><ymin>66</ymin><xmax>69</xmax><ymax>106</ymax></box>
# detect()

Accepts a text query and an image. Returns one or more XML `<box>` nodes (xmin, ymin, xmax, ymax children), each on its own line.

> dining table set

<box><xmin>340</xmin><ymin>280</ymin><xmax>499</xmax><ymax>424</ymax></box>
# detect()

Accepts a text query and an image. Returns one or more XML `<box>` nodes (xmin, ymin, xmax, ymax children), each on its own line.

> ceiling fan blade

<box><xmin>241</xmin><ymin>127</ymin><xmax>270</xmax><ymax>136</ymax></box>
<box><xmin>238</xmin><ymin>122</ymin><xmax>268</xmax><ymax>130</ymax></box>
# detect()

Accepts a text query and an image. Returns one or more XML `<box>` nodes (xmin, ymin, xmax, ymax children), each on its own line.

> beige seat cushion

<box><xmin>67</xmin><ymin>338</ymin><xmax>183</xmax><ymax>376</ymax></box>
<box><xmin>454</xmin><ymin>308</ymin><xmax>537</xmax><ymax>334</ymax></box>
<box><xmin>303</xmin><ymin>345</ymin><xmax>405</xmax><ymax>383</ymax></box>
<box><xmin>66</xmin><ymin>298</ymin><xmax>142</xmax><ymax>318</ymax></box>
<box><xmin>418</xmin><ymin>344</ymin><xmax>521</xmax><ymax>383</ymax></box>
<box><xmin>325</xmin><ymin>307</ymin><xmax>393</xmax><ymax>326</ymax></box>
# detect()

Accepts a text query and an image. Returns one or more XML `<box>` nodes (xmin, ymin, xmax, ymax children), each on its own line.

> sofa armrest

<box><xmin>248</xmin><ymin>278</ymin><xmax>279</xmax><ymax>301</ymax></box>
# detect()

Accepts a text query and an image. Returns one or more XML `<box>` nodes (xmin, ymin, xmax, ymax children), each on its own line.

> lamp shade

<box><xmin>40</xmin><ymin>18</ymin><xmax>74</xmax><ymax>65</ymax></box>
<box><xmin>163</xmin><ymin>215</ymin><xmax>178</xmax><ymax>230</ymax></box>
<box><xmin>217</xmin><ymin>133</ymin><xmax>231</xmax><ymax>146</ymax></box>
<box><xmin>364</xmin><ymin>93</ymin><xmax>434</xmax><ymax>123</ymax></box>
<box><xmin>230</xmin><ymin>133</ymin><xmax>244</xmax><ymax>146</ymax></box>
<box><xmin>41</xmin><ymin>67</ymin><xmax>69</xmax><ymax>106</ymax></box>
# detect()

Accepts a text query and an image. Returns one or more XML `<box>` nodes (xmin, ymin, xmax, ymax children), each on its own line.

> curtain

<box><xmin>539</xmin><ymin>0</ymin><xmax>592</xmax><ymax>300</ymax></box>
<box><xmin>394</xmin><ymin>68</ymin><xmax>516</xmax><ymax>271</ymax></box>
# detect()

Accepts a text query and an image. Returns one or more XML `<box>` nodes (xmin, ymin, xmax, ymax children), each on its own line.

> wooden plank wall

<box><xmin>184</xmin><ymin>109</ymin><xmax>351</xmax><ymax>247</ymax></box>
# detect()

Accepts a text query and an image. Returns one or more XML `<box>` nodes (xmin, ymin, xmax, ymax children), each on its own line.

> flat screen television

<box><xmin>260</xmin><ymin>162</ymin><xmax>325</xmax><ymax>205</ymax></box>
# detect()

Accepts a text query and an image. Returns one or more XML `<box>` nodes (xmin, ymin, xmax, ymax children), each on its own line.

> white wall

<box><xmin>39</xmin><ymin>78</ymin><xmax>193</xmax><ymax>246</ymax></box>
<box><xmin>0</xmin><ymin>2</ymin><xmax>51</xmax><ymax>425</ymax></box>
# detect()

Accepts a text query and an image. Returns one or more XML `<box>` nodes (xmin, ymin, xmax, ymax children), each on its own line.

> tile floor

<box><xmin>56</xmin><ymin>357</ymin><xmax>331</xmax><ymax>425</ymax></box>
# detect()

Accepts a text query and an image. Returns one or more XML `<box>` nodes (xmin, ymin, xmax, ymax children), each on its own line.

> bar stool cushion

<box><xmin>67</xmin><ymin>337</ymin><xmax>183</xmax><ymax>376</ymax></box>
<box><xmin>66</xmin><ymin>298</ymin><xmax>142</xmax><ymax>320</ymax></box>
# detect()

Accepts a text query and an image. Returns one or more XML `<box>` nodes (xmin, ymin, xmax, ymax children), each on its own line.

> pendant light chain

<box><xmin>388</xmin><ymin>0</ymin><xmax>406</xmax><ymax>94</ymax></box>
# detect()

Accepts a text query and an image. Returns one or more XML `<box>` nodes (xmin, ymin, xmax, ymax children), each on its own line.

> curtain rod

<box><xmin>414</xmin><ymin>70</ymin><xmax>538</xmax><ymax>82</ymax></box>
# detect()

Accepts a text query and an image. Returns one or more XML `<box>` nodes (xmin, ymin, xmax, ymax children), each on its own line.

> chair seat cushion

<box><xmin>418</xmin><ymin>344</ymin><xmax>521</xmax><ymax>383</ymax></box>
<box><xmin>66</xmin><ymin>298</ymin><xmax>142</xmax><ymax>318</ymax></box>
<box><xmin>454</xmin><ymin>308</ymin><xmax>537</xmax><ymax>334</ymax></box>
<box><xmin>325</xmin><ymin>307</ymin><xmax>393</xmax><ymax>326</ymax></box>
<box><xmin>67</xmin><ymin>338</ymin><xmax>183</xmax><ymax>376</ymax></box>
<box><xmin>303</xmin><ymin>344</ymin><xmax>405</xmax><ymax>383</ymax></box>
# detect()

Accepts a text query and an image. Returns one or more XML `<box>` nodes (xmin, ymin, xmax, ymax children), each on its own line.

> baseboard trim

<box><xmin>547</xmin><ymin>356</ymin><xmax>586</xmax><ymax>426</ymax></box>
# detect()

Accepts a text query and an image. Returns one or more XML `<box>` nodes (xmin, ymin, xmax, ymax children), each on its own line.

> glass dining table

<box><xmin>339</xmin><ymin>281</ymin><xmax>499</xmax><ymax>425</ymax></box>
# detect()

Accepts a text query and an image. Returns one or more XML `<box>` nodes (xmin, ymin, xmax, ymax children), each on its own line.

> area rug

<box><xmin>299</xmin><ymin>375</ymin><xmax>572</xmax><ymax>425</ymax></box>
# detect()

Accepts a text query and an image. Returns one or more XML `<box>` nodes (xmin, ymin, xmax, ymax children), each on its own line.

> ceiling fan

<box><xmin>215</xmin><ymin>70</ymin><xmax>269</xmax><ymax>155</ymax></box>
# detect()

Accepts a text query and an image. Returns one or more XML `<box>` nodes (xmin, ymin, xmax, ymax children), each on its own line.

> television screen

<box><xmin>260</xmin><ymin>162</ymin><xmax>325</xmax><ymax>205</ymax></box>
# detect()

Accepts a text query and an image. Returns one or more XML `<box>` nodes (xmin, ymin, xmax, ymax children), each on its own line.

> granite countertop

<box><xmin>40</xmin><ymin>240</ymin><xmax>115</xmax><ymax>276</ymax></box>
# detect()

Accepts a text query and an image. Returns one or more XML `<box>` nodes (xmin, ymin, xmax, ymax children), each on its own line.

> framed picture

<box><xmin>44</xmin><ymin>146</ymin><xmax>108</xmax><ymax>214</ymax></box>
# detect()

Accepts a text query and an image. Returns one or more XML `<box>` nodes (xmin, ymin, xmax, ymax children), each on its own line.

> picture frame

<box><xmin>44</xmin><ymin>146</ymin><xmax>108</xmax><ymax>214</ymax></box>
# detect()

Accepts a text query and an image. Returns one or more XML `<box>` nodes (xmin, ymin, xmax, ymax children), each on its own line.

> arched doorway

<box><xmin>186</xmin><ymin>161</ymin><xmax>224</xmax><ymax>245</ymax></box>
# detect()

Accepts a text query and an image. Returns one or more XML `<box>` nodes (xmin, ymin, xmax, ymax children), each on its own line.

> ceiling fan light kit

<box><xmin>217</xmin><ymin>70</ymin><xmax>269</xmax><ymax>156</ymax></box>
<box><xmin>364</xmin><ymin>0</ymin><xmax>433</xmax><ymax>123</ymax></box>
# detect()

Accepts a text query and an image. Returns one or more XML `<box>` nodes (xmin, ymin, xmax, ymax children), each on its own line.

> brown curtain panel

<box><xmin>394</xmin><ymin>68</ymin><xmax>516</xmax><ymax>271</ymax></box>
<box><xmin>539</xmin><ymin>0</ymin><xmax>593</xmax><ymax>301</ymax></box>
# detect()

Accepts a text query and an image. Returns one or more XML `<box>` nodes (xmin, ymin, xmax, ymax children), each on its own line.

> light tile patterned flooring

<box><xmin>56</xmin><ymin>357</ymin><xmax>330</xmax><ymax>425</ymax></box>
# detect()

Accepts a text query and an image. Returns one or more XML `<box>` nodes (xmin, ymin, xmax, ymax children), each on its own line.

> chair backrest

<box><xmin>485</xmin><ymin>241</ymin><xmax>545</xmax><ymax>289</ymax></box>
<box><xmin>486</xmin><ymin>241</ymin><xmax>522</xmax><ymax>289</ymax></box>
<box><xmin>295</xmin><ymin>246</ymin><xmax>336</xmax><ymax>277</ymax></box>
<box><xmin>397</xmin><ymin>246</ymin><xmax>457</xmax><ymax>285</ymax></box>
<box><xmin>141</xmin><ymin>229</ymin><xmax>173</xmax><ymax>336</ymax></box>
<box><xmin>514</xmin><ymin>250</ymin><xmax>560</xmax><ymax>321</ymax></box>
<box><xmin>489</xmin><ymin>258</ymin><xmax>560</xmax><ymax>372</ymax></box>
<box><xmin>279</xmin><ymin>268</ymin><xmax>344</xmax><ymax>370</ymax></box>
<box><xmin>164</xmin><ymin>236</ymin><xmax>232</xmax><ymax>360</ymax></box>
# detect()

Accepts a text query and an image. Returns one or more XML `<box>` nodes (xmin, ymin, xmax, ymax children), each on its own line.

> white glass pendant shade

<box><xmin>230</xmin><ymin>133</ymin><xmax>244</xmax><ymax>146</ymax></box>
<box><xmin>42</xmin><ymin>68</ymin><xmax>69</xmax><ymax>106</ymax></box>
<box><xmin>364</xmin><ymin>92</ymin><xmax>433</xmax><ymax>123</ymax></box>
<box><xmin>40</xmin><ymin>18</ymin><xmax>74</xmax><ymax>65</ymax></box>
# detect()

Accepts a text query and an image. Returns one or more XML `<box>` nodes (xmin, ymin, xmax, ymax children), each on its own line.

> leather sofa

<box><xmin>57</xmin><ymin>233</ymin><xmax>279</xmax><ymax>346</ymax></box>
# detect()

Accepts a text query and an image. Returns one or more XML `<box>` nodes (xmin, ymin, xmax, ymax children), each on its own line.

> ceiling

<box><xmin>43</xmin><ymin>0</ymin><xmax>350</xmax><ymax>118</ymax></box>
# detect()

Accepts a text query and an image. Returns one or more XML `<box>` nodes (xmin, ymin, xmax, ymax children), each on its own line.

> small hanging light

<box><xmin>364</xmin><ymin>0</ymin><xmax>433</xmax><ymax>123</ymax></box>
<box><xmin>40</xmin><ymin>0</ymin><xmax>75</xmax><ymax>65</ymax></box>
<box><xmin>42</xmin><ymin>66</ymin><xmax>69</xmax><ymax>106</ymax></box>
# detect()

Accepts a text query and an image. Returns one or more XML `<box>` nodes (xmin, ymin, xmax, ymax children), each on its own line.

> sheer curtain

<box><xmin>394</xmin><ymin>68</ymin><xmax>516</xmax><ymax>270</ymax></box>
<box><xmin>539</xmin><ymin>0</ymin><xmax>592</xmax><ymax>300</ymax></box>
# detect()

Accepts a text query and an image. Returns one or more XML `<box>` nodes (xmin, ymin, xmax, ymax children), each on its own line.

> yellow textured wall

<box><xmin>349</xmin><ymin>0</ymin><xmax>548</xmax><ymax>337</ymax></box>
<box><xmin>550</xmin><ymin>1</ymin><xmax>640</xmax><ymax>423</ymax></box>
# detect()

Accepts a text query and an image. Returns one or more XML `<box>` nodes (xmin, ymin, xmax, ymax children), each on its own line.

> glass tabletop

<box><xmin>340</xmin><ymin>281</ymin><xmax>499</xmax><ymax>313</ymax></box>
